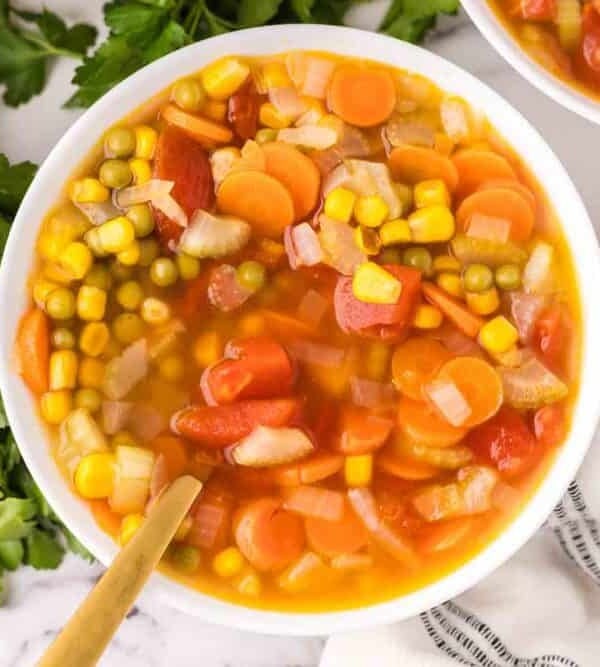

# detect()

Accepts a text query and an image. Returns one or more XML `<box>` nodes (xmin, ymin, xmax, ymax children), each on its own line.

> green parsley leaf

<box><xmin>0</xmin><ymin>498</ymin><xmax>37</xmax><ymax>541</ymax></box>
<box><xmin>237</xmin><ymin>0</ymin><xmax>283</xmax><ymax>27</ymax></box>
<box><xmin>25</xmin><ymin>528</ymin><xmax>65</xmax><ymax>570</ymax></box>
<box><xmin>0</xmin><ymin>153</ymin><xmax>37</xmax><ymax>217</ymax></box>
<box><xmin>380</xmin><ymin>0</ymin><xmax>459</xmax><ymax>42</ymax></box>
<box><xmin>104</xmin><ymin>1</ymin><xmax>171</xmax><ymax>50</ymax></box>
<box><xmin>0</xmin><ymin>539</ymin><xmax>24</xmax><ymax>571</ymax></box>
<box><xmin>61</xmin><ymin>526</ymin><xmax>95</xmax><ymax>563</ymax></box>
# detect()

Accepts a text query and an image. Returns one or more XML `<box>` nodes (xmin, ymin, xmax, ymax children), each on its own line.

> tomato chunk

<box><xmin>533</xmin><ymin>404</ymin><xmax>566</xmax><ymax>449</ymax></box>
<box><xmin>204</xmin><ymin>337</ymin><xmax>295</xmax><ymax>404</ymax></box>
<box><xmin>172</xmin><ymin>399</ymin><xmax>302</xmax><ymax>447</ymax></box>
<box><xmin>153</xmin><ymin>125</ymin><xmax>214</xmax><ymax>247</ymax></box>
<box><xmin>228</xmin><ymin>77</ymin><xmax>260</xmax><ymax>140</ymax></box>
<box><xmin>467</xmin><ymin>406</ymin><xmax>539</xmax><ymax>478</ymax></box>
<box><xmin>533</xmin><ymin>304</ymin><xmax>566</xmax><ymax>368</ymax></box>
<box><xmin>334</xmin><ymin>265</ymin><xmax>421</xmax><ymax>340</ymax></box>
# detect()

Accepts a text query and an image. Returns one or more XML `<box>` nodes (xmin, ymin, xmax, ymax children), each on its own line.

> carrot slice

<box><xmin>217</xmin><ymin>170</ymin><xmax>295</xmax><ymax>238</ymax></box>
<box><xmin>477</xmin><ymin>178</ymin><xmax>536</xmax><ymax>209</ymax></box>
<box><xmin>388</xmin><ymin>146</ymin><xmax>459</xmax><ymax>192</ymax></box>
<box><xmin>334</xmin><ymin>407</ymin><xmax>394</xmax><ymax>455</ymax></box>
<box><xmin>305</xmin><ymin>500</ymin><xmax>369</xmax><ymax>557</ymax></box>
<box><xmin>377</xmin><ymin>452</ymin><xmax>440</xmax><ymax>480</ymax></box>
<box><xmin>456</xmin><ymin>188</ymin><xmax>534</xmax><ymax>242</ymax></box>
<box><xmin>417</xmin><ymin>517</ymin><xmax>474</xmax><ymax>554</ymax></box>
<box><xmin>436</xmin><ymin>357</ymin><xmax>503</xmax><ymax>428</ymax></box>
<box><xmin>149</xmin><ymin>435</ymin><xmax>189</xmax><ymax>480</ymax></box>
<box><xmin>162</xmin><ymin>103</ymin><xmax>233</xmax><ymax>144</ymax></box>
<box><xmin>452</xmin><ymin>149</ymin><xmax>516</xmax><ymax>199</ymax></box>
<box><xmin>268</xmin><ymin>453</ymin><xmax>344</xmax><ymax>486</ymax></box>
<box><xmin>391</xmin><ymin>338</ymin><xmax>452</xmax><ymax>401</ymax></box>
<box><xmin>233</xmin><ymin>497</ymin><xmax>305</xmax><ymax>572</ymax></box>
<box><xmin>421</xmin><ymin>282</ymin><xmax>484</xmax><ymax>338</ymax></box>
<box><xmin>397</xmin><ymin>396</ymin><xmax>467</xmax><ymax>448</ymax></box>
<box><xmin>89</xmin><ymin>499</ymin><xmax>122</xmax><ymax>536</ymax></box>
<box><xmin>262</xmin><ymin>142</ymin><xmax>321</xmax><ymax>221</ymax></box>
<box><xmin>16</xmin><ymin>308</ymin><xmax>50</xmax><ymax>395</ymax></box>
<box><xmin>327</xmin><ymin>66</ymin><xmax>396</xmax><ymax>128</ymax></box>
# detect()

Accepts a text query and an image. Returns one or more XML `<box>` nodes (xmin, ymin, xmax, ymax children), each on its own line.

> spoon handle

<box><xmin>38</xmin><ymin>475</ymin><xmax>202</xmax><ymax>667</ymax></box>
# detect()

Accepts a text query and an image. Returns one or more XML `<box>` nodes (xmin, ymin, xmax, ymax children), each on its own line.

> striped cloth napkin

<box><xmin>320</xmin><ymin>428</ymin><xmax>600</xmax><ymax>667</ymax></box>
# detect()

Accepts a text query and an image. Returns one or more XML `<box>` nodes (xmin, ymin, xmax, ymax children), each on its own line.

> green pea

<box><xmin>255</xmin><ymin>128</ymin><xmax>278</xmax><ymax>144</ymax></box>
<box><xmin>46</xmin><ymin>288</ymin><xmax>76</xmax><ymax>320</ymax></box>
<box><xmin>138</xmin><ymin>238</ymin><xmax>160</xmax><ymax>267</ymax></box>
<box><xmin>104</xmin><ymin>126</ymin><xmax>136</xmax><ymax>158</ymax></box>
<box><xmin>126</xmin><ymin>204</ymin><xmax>155</xmax><ymax>238</ymax></box>
<box><xmin>176</xmin><ymin>254</ymin><xmax>201</xmax><ymax>281</ymax></box>
<box><xmin>378</xmin><ymin>248</ymin><xmax>402</xmax><ymax>265</ymax></box>
<box><xmin>495</xmin><ymin>264</ymin><xmax>522</xmax><ymax>291</ymax></box>
<box><xmin>110</xmin><ymin>258</ymin><xmax>135</xmax><ymax>282</ymax></box>
<box><xmin>74</xmin><ymin>388</ymin><xmax>102</xmax><ymax>414</ymax></box>
<box><xmin>150</xmin><ymin>257</ymin><xmax>179</xmax><ymax>287</ymax></box>
<box><xmin>395</xmin><ymin>183</ymin><xmax>413</xmax><ymax>215</ymax></box>
<box><xmin>463</xmin><ymin>263</ymin><xmax>494</xmax><ymax>293</ymax></box>
<box><xmin>51</xmin><ymin>328</ymin><xmax>75</xmax><ymax>350</ymax></box>
<box><xmin>116</xmin><ymin>280</ymin><xmax>144</xmax><ymax>311</ymax></box>
<box><xmin>402</xmin><ymin>247</ymin><xmax>432</xmax><ymax>275</ymax></box>
<box><xmin>99</xmin><ymin>159</ymin><xmax>132</xmax><ymax>189</ymax></box>
<box><xmin>85</xmin><ymin>264</ymin><xmax>113</xmax><ymax>291</ymax></box>
<box><xmin>236</xmin><ymin>261</ymin><xmax>266</xmax><ymax>292</ymax></box>
<box><xmin>171</xmin><ymin>545</ymin><xmax>201</xmax><ymax>574</ymax></box>
<box><xmin>172</xmin><ymin>79</ymin><xmax>206</xmax><ymax>111</ymax></box>
<box><xmin>112</xmin><ymin>313</ymin><xmax>145</xmax><ymax>344</ymax></box>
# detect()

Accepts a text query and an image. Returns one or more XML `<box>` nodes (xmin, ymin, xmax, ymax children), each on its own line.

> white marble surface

<box><xmin>1</xmin><ymin>2</ymin><xmax>600</xmax><ymax>666</ymax></box>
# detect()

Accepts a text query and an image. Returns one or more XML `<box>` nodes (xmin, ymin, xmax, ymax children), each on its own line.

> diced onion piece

<box><xmin>278</xmin><ymin>126</ymin><xmax>338</xmax><ymax>150</ymax></box>
<box><xmin>115</xmin><ymin>179</ymin><xmax>174</xmax><ymax>208</ymax></box>
<box><xmin>285</xmin><ymin>222</ymin><xmax>324</xmax><ymax>269</ymax></box>
<box><xmin>110</xmin><ymin>445</ymin><xmax>155</xmax><ymax>514</ymax></box>
<box><xmin>346</xmin><ymin>160</ymin><xmax>402</xmax><ymax>218</ymax></box>
<box><xmin>287</xmin><ymin>340</ymin><xmax>346</xmax><ymax>367</ymax></box>
<box><xmin>457</xmin><ymin>465</ymin><xmax>498</xmax><ymax>514</ymax></box>
<box><xmin>440</xmin><ymin>98</ymin><xmax>471</xmax><ymax>142</ymax></box>
<box><xmin>278</xmin><ymin>551</ymin><xmax>330</xmax><ymax>593</ymax></box>
<box><xmin>207</xmin><ymin>264</ymin><xmax>253</xmax><ymax>312</ymax></box>
<box><xmin>269</xmin><ymin>87</ymin><xmax>307</xmax><ymax>118</ymax></box>
<box><xmin>103</xmin><ymin>339</ymin><xmax>149</xmax><ymax>401</ymax></box>
<box><xmin>322</xmin><ymin>163</ymin><xmax>353</xmax><ymax>197</ymax></box>
<box><xmin>209</xmin><ymin>147</ymin><xmax>240</xmax><ymax>188</ymax></box>
<box><xmin>231</xmin><ymin>425</ymin><xmax>314</xmax><ymax>467</ymax></box>
<box><xmin>297</xmin><ymin>289</ymin><xmax>329</xmax><ymax>327</ymax></box>
<box><xmin>330</xmin><ymin>553</ymin><xmax>373</xmax><ymax>571</ymax></box>
<box><xmin>128</xmin><ymin>404</ymin><xmax>167</xmax><ymax>443</ymax></box>
<box><xmin>295</xmin><ymin>106</ymin><xmax>324</xmax><ymax>127</ymax></box>
<box><xmin>58</xmin><ymin>409</ymin><xmax>108</xmax><ymax>475</ymax></box>
<box><xmin>350</xmin><ymin>377</ymin><xmax>395</xmax><ymax>409</ymax></box>
<box><xmin>319</xmin><ymin>215</ymin><xmax>366</xmax><ymax>275</ymax></box>
<box><xmin>499</xmin><ymin>357</ymin><xmax>568</xmax><ymax>409</ymax></box>
<box><xmin>178</xmin><ymin>209</ymin><xmax>251</xmax><ymax>259</ymax></box>
<box><xmin>282</xmin><ymin>486</ymin><xmax>345</xmax><ymax>521</ymax></box>
<box><xmin>466</xmin><ymin>213</ymin><xmax>511</xmax><ymax>243</ymax></box>
<box><xmin>286</xmin><ymin>52</ymin><xmax>308</xmax><ymax>88</ymax></box>
<box><xmin>337</xmin><ymin>124</ymin><xmax>372</xmax><ymax>158</ymax></box>
<box><xmin>188</xmin><ymin>499</ymin><xmax>229</xmax><ymax>550</ymax></box>
<box><xmin>523</xmin><ymin>241</ymin><xmax>555</xmax><ymax>295</ymax></box>
<box><xmin>102</xmin><ymin>401</ymin><xmax>133</xmax><ymax>435</ymax></box>
<box><xmin>147</xmin><ymin>319</ymin><xmax>186</xmax><ymax>360</ymax></box>
<box><xmin>509</xmin><ymin>292</ymin><xmax>549</xmax><ymax>343</ymax></box>
<box><xmin>76</xmin><ymin>200</ymin><xmax>121</xmax><ymax>225</ymax></box>
<box><xmin>301</xmin><ymin>57</ymin><xmax>336</xmax><ymax>98</ymax></box>
<box><xmin>152</xmin><ymin>192</ymin><xmax>188</xmax><ymax>228</ymax></box>
<box><xmin>384</xmin><ymin>119</ymin><xmax>435</xmax><ymax>148</ymax></box>
<box><xmin>424</xmin><ymin>379</ymin><xmax>472</xmax><ymax>427</ymax></box>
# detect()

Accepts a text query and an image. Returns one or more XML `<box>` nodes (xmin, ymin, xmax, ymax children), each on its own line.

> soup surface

<box><xmin>489</xmin><ymin>0</ymin><xmax>600</xmax><ymax>100</ymax></box>
<box><xmin>15</xmin><ymin>50</ymin><xmax>580</xmax><ymax>611</ymax></box>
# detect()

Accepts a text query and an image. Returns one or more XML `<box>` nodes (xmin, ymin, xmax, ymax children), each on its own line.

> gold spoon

<box><xmin>38</xmin><ymin>475</ymin><xmax>202</xmax><ymax>667</ymax></box>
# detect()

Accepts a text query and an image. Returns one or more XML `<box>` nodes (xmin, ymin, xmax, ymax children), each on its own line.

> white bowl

<box><xmin>462</xmin><ymin>0</ymin><xmax>600</xmax><ymax>125</ymax></box>
<box><xmin>1</xmin><ymin>25</ymin><xmax>599</xmax><ymax>636</ymax></box>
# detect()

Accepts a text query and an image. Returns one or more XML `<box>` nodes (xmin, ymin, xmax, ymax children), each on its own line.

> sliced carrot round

<box><xmin>89</xmin><ymin>499</ymin><xmax>122</xmax><ymax>537</ymax></box>
<box><xmin>150</xmin><ymin>435</ymin><xmax>189</xmax><ymax>480</ymax></box>
<box><xmin>327</xmin><ymin>66</ymin><xmax>396</xmax><ymax>128</ymax></box>
<box><xmin>17</xmin><ymin>307</ymin><xmax>50</xmax><ymax>395</ymax></box>
<box><xmin>397</xmin><ymin>396</ymin><xmax>467</xmax><ymax>448</ymax></box>
<box><xmin>417</xmin><ymin>517</ymin><xmax>474</xmax><ymax>554</ymax></box>
<box><xmin>436</xmin><ymin>356</ymin><xmax>503</xmax><ymax>428</ymax></box>
<box><xmin>217</xmin><ymin>170</ymin><xmax>295</xmax><ymax>239</ymax></box>
<box><xmin>377</xmin><ymin>451</ymin><xmax>441</xmax><ymax>480</ymax></box>
<box><xmin>456</xmin><ymin>187</ymin><xmax>534</xmax><ymax>242</ymax></box>
<box><xmin>392</xmin><ymin>338</ymin><xmax>452</xmax><ymax>401</ymax></box>
<box><xmin>162</xmin><ymin>103</ymin><xmax>233</xmax><ymax>144</ymax></box>
<box><xmin>233</xmin><ymin>497</ymin><xmax>305</xmax><ymax>572</ymax></box>
<box><xmin>263</xmin><ymin>142</ymin><xmax>321</xmax><ymax>221</ymax></box>
<box><xmin>477</xmin><ymin>178</ymin><xmax>536</xmax><ymax>209</ymax></box>
<box><xmin>268</xmin><ymin>453</ymin><xmax>344</xmax><ymax>486</ymax></box>
<box><xmin>388</xmin><ymin>145</ymin><xmax>459</xmax><ymax>192</ymax></box>
<box><xmin>452</xmin><ymin>149</ymin><xmax>516</xmax><ymax>199</ymax></box>
<box><xmin>305</xmin><ymin>500</ymin><xmax>369</xmax><ymax>557</ymax></box>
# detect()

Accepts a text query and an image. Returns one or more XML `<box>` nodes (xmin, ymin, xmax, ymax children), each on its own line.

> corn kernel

<box><xmin>120</xmin><ymin>513</ymin><xmax>144</xmax><ymax>545</ymax></box>
<box><xmin>352</xmin><ymin>262</ymin><xmax>402</xmax><ymax>305</ymax></box>
<box><xmin>58</xmin><ymin>241</ymin><xmax>93</xmax><ymax>280</ymax></box>
<box><xmin>78</xmin><ymin>357</ymin><xmax>105</xmax><ymax>389</ymax></box>
<box><xmin>69</xmin><ymin>178</ymin><xmax>110</xmax><ymax>204</ymax></box>
<box><xmin>193</xmin><ymin>331</ymin><xmax>222</xmax><ymax>368</ymax></box>
<box><xmin>323</xmin><ymin>187</ymin><xmax>356</xmax><ymax>224</ymax></box>
<box><xmin>259</xmin><ymin>102</ymin><xmax>291</xmax><ymax>129</ymax></box>
<box><xmin>345</xmin><ymin>454</ymin><xmax>373</xmax><ymax>487</ymax></box>
<box><xmin>379</xmin><ymin>219</ymin><xmax>411</xmax><ymax>246</ymax></box>
<box><xmin>74</xmin><ymin>387</ymin><xmax>102</xmax><ymax>413</ymax></box>
<box><xmin>38</xmin><ymin>207</ymin><xmax>90</xmax><ymax>261</ymax></box>
<box><xmin>33</xmin><ymin>279</ymin><xmax>59</xmax><ymax>308</ymax></box>
<box><xmin>141</xmin><ymin>297</ymin><xmax>171</xmax><ymax>325</ymax></box>
<box><xmin>409</xmin><ymin>205</ymin><xmax>455</xmax><ymax>243</ymax></box>
<box><xmin>413</xmin><ymin>304</ymin><xmax>444</xmax><ymax>329</ymax></box>
<box><xmin>201</xmin><ymin>57</ymin><xmax>250</xmax><ymax>100</ymax></box>
<box><xmin>203</xmin><ymin>100</ymin><xmax>227</xmax><ymax>122</ymax></box>
<box><xmin>236</xmin><ymin>571</ymin><xmax>262</xmax><ymax>597</ymax></box>
<box><xmin>44</xmin><ymin>262</ymin><xmax>77</xmax><ymax>287</ymax></box>
<box><xmin>262</xmin><ymin>61</ymin><xmax>292</xmax><ymax>89</ymax></box>
<box><xmin>414</xmin><ymin>179</ymin><xmax>451</xmax><ymax>208</ymax></box>
<box><xmin>433</xmin><ymin>255</ymin><xmax>461</xmax><ymax>273</ymax></box>
<box><xmin>128</xmin><ymin>158</ymin><xmax>152</xmax><ymax>185</ymax></box>
<box><xmin>79</xmin><ymin>322</ymin><xmax>110</xmax><ymax>357</ymax></box>
<box><xmin>238</xmin><ymin>312</ymin><xmax>266</xmax><ymax>337</ymax></box>
<box><xmin>77</xmin><ymin>285</ymin><xmax>107</xmax><ymax>321</ymax></box>
<box><xmin>354</xmin><ymin>226</ymin><xmax>381</xmax><ymax>256</ymax></box>
<box><xmin>436</xmin><ymin>272</ymin><xmax>463</xmax><ymax>298</ymax></box>
<box><xmin>466</xmin><ymin>287</ymin><xmax>500</xmax><ymax>316</ymax></box>
<box><xmin>49</xmin><ymin>350</ymin><xmax>78</xmax><ymax>390</ymax></box>
<box><xmin>212</xmin><ymin>547</ymin><xmax>245</xmax><ymax>578</ymax></box>
<box><xmin>134</xmin><ymin>125</ymin><xmax>158</xmax><ymax>159</ymax></box>
<box><xmin>97</xmin><ymin>217</ymin><xmax>136</xmax><ymax>254</ymax></box>
<box><xmin>116</xmin><ymin>240</ymin><xmax>141</xmax><ymax>266</ymax></box>
<box><xmin>354</xmin><ymin>195</ymin><xmax>389</xmax><ymax>228</ymax></box>
<box><xmin>478</xmin><ymin>315</ymin><xmax>519</xmax><ymax>354</ymax></box>
<box><xmin>74</xmin><ymin>452</ymin><xmax>115</xmax><ymax>499</ymax></box>
<box><xmin>40</xmin><ymin>390</ymin><xmax>72</xmax><ymax>425</ymax></box>
<box><xmin>84</xmin><ymin>228</ymin><xmax>109</xmax><ymax>258</ymax></box>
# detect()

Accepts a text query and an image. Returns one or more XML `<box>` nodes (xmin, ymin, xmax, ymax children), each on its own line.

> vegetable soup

<box><xmin>488</xmin><ymin>0</ymin><xmax>600</xmax><ymax>100</ymax></box>
<box><xmin>16</xmin><ymin>50</ymin><xmax>580</xmax><ymax>611</ymax></box>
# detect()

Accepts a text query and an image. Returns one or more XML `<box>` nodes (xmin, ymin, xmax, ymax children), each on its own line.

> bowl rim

<box><xmin>461</xmin><ymin>0</ymin><xmax>600</xmax><ymax>126</ymax></box>
<box><xmin>1</xmin><ymin>24</ymin><xmax>600</xmax><ymax>636</ymax></box>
